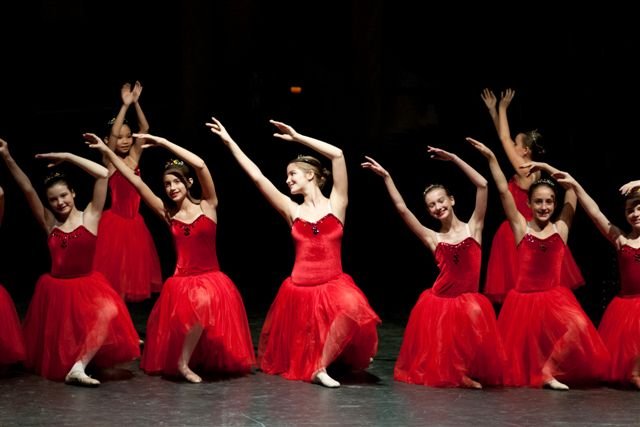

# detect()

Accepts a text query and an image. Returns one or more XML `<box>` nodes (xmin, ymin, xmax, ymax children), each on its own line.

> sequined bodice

<box><xmin>432</xmin><ymin>237</ymin><xmax>481</xmax><ymax>297</ymax></box>
<box><xmin>515</xmin><ymin>233</ymin><xmax>565</xmax><ymax>292</ymax></box>
<box><xmin>108</xmin><ymin>168</ymin><xmax>141</xmax><ymax>218</ymax></box>
<box><xmin>618</xmin><ymin>245</ymin><xmax>640</xmax><ymax>297</ymax></box>
<box><xmin>509</xmin><ymin>177</ymin><xmax>532</xmax><ymax>220</ymax></box>
<box><xmin>290</xmin><ymin>214</ymin><xmax>343</xmax><ymax>285</ymax></box>
<box><xmin>48</xmin><ymin>226</ymin><xmax>97</xmax><ymax>278</ymax></box>
<box><xmin>171</xmin><ymin>215</ymin><xmax>220</xmax><ymax>276</ymax></box>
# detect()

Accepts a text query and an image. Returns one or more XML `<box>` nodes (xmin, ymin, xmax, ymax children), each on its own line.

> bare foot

<box><xmin>462</xmin><ymin>376</ymin><xmax>482</xmax><ymax>389</ymax></box>
<box><xmin>178</xmin><ymin>365</ymin><xmax>202</xmax><ymax>383</ymax></box>
<box><xmin>631</xmin><ymin>375</ymin><xmax>640</xmax><ymax>389</ymax></box>
<box><xmin>312</xmin><ymin>369</ymin><xmax>340</xmax><ymax>388</ymax></box>
<box><xmin>544</xmin><ymin>378</ymin><xmax>569</xmax><ymax>390</ymax></box>
<box><xmin>65</xmin><ymin>370</ymin><xmax>100</xmax><ymax>387</ymax></box>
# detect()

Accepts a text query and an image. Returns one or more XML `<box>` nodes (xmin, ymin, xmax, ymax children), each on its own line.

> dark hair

<box><xmin>528</xmin><ymin>178</ymin><xmax>556</xmax><ymax>200</ymax></box>
<box><xmin>163</xmin><ymin>159</ymin><xmax>199</xmax><ymax>205</ymax></box>
<box><xmin>423</xmin><ymin>183</ymin><xmax>451</xmax><ymax>198</ymax></box>
<box><xmin>624</xmin><ymin>188</ymin><xmax>640</xmax><ymax>211</ymax></box>
<box><xmin>289</xmin><ymin>155</ymin><xmax>331</xmax><ymax>189</ymax></box>
<box><xmin>43</xmin><ymin>170</ymin><xmax>74</xmax><ymax>192</ymax></box>
<box><xmin>520</xmin><ymin>129</ymin><xmax>545</xmax><ymax>158</ymax></box>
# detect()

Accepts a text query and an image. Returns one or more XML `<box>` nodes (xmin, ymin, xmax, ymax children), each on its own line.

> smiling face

<box><xmin>528</xmin><ymin>184</ymin><xmax>556</xmax><ymax>222</ymax></box>
<box><xmin>624</xmin><ymin>195</ymin><xmax>640</xmax><ymax>232</ymax></box>
<box><xmin>163</xmin><ymin>171</ymin><xmax>191</xmax><ymax>204</ymax></box>
<box><xmin>424</xmin><ymin>187</ymin><xmax>454</xmax><ymax>221</ymax></box>
<box><xmin>114</xmin><ymin>124</ymin><xmax>134</xmax><ymax>156</ymax></box>
<box><xmin>286</xmin><ymin>162</ymin><xmax>315</xmax><ymax>195</ymax></box>
<box><xmin>46</xmin><ymin>182</ymin><xmax>76</xmax><ymax>218</ymax></box>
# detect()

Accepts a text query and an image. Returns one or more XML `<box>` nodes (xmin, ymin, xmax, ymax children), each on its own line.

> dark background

<box><xmin>0</xmin><ymin>2</ymin><xmax>637</xmax><ymax>323</ymax></box>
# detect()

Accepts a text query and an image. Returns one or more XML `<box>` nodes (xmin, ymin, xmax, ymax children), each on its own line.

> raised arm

<box><xmin>467</xmin><ymin>137</ymin><xmax>527</xmax><ymax>241</ymax></box>
<box><xmin>620</xmin><ymin>180</ymin><xmax>640</xmax><ymax>196</ymax></box>
<box><xmin>129</xmin><ymin>81</ymin><xmax>148</xmax><ymax>162</ymax></box>
<box><xmin>429</xmin><ymin>145</ymin><xmax>488</xmax><ymax>240</ymax></box>
<box><xmin>108</xmin><ymin>81</ymin><xmax>148</xmax><ymax>165</ymax></box>
<box><xmin>554</xmin><ymin>171</ymin><xmax>623</xmax><ymax>246</ymax></box>
<box><xmin>206</xmin><ymin>117</ymin><xmax>296</xmax><ymax>223</ymax></box>
<box><xmin>35</xmin><ymin>147</ymin><xmax>109</xmax><ymax>233</ymax></box>
<box><xmin>86</xmin><ymin>133</ymin><xmax>167</xmax><ymax>222</ymax></box>
<box><xmin>480</xmin><ymin>88</ymin><xmax>500</xmax><ymax>134</ymax></box>
<box><xmin>361</xmin><ymin>156</ymin><xmax>437</xmax><ymax>252</ymax></box>
<box><xmin>270</xmin><ymin>120</ymin><xmax>347</xmax><ymax>221</ymax></box>
<box><xmin>0</xmin><ymin>138</ymin><xmax>54</xmax><ymax>231</ymax></box>
<box><xmin>134</xmin><ymin>133</ymin><xmax>217</xmax><ymax>211</ymax></box>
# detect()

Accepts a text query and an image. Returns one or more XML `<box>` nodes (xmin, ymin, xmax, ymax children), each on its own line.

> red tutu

<box><xmin>140</xmin><ymin>270</ymin><xmax>256</xmax><ymax>376</ymax></box>
<box><xmin>598</xmin><ymin>295</ymin><xmax>640</xmax><ymax>383</ymax></box>
<box><xmin>95</xmin><ymin>170</ymin><xmax>162</xmax><ymax>301</ymax></box>
<box><xmin>22</xmin><ymin>271</ymin><xmax>141</xmax><ymax>381</ymax></box>
<box><xmin>0</xmin><ymin>284</ymin><xmax>25</xmax><ymax>365</ymax></box>
<box><xmin>258</xmin><ymin>273</ymin><xmax>380</xmax><ymax>381</ymax></box>
<box><xmin>394</xmin><ymin>289</ymin><xmax>503</xmax><ymax>386</ymax></box>
<box><xmin>499</xmin><ymin>286</ymin><xmax>609</xmax><ymax>387</ymax></box>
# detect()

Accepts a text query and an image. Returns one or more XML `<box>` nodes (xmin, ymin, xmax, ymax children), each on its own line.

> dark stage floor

<box><xmin>1</xmin><ymin>301</ymin><xmax>639</xmax><ymax>427</ymax></box>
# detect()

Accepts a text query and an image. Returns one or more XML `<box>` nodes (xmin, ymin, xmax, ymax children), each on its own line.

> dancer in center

<box><xmin>469</xmin><ymin>137</ymin><xmax>609</xmax><ymax>390</ymax></box>
<box><xmin>207</xmin><ymin>117</ymin><xmax>380</xmax><ymax>388</ymax></box>
<box><xmin>89</xmin><ymin>132</ymin><xmax>255</xmax><ymax>383</ymax></box>
<box><xmin>362</xmin><ymin>144</ymin><xmax>503</xmax><ymax>388</ymax></box>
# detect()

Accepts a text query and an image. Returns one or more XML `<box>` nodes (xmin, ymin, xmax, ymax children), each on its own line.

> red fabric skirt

<box><xmin>394</xmin><ymin>290</ymin><xmax>504</xmax><ymax>387</ymax></box>
<box><xmin>258</xmin><ymin>273</ymin><xmax>380</xmax><ymax>382</ymax></box>
<box><xmin>597</xmin><ymin>295</ymin><xmax>640</xmax><ymax>384</ymax></box>
<box><xmin>0</xmin><ymin>285</ymin><xmax>25</xmax><ymax>365</ymax></box>
<box><xmin>484</xmin><ymin>220</ymin><xmax>585</xmax><ymax>302</ymax></box>
<box><xmin>94</xmin><ymin>211</ymin><xmax>163</xmax><ymax>301</ymax></box>
<box><xmin>140</xmin><ymin>270</ymin><xmax>255</xmax><ymax>376</ymax></box>
<box><xmin>498</xmin><ymin>286</ymin><xmax>609</xmax><ymax>387</ymax></box>
<box><xmin>22</xmin><ymin>272</ymin><xmax>140</xmax><ymax>381</ymax></box>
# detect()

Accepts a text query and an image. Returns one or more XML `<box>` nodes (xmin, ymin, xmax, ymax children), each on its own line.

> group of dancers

<box><xmin>0</xmin><ymin>84</ymin><xmax>638</xmax><ymax>391</ymax></box>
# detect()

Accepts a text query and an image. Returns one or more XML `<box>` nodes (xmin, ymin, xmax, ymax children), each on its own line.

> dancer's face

<box><xmin>114</xmin><ymin>124</ymin><xmax>134</xmax><ymax>156</ymax></box>
<box><xmin>286</xmin><ymin>163</ymin><xmax>314</xmax><ymax>195</ymax></box>
<box><xmin>46</xmin><ymin>182</ymin><xmax>75</xmax><ymax>217</ymax></box>
<box><xmin>625</xmin><ymin>198</ymin><xmax>640</xmax><ymax>231</ymax></box>
<box><xmin>163</xmin><ymin>172</ymin><xmax>190</xmax><ymax>203</ymax></box>
<box><xmin>425</xmin><ymin>188</ymin><xmax>454</xmax><ymax>221</ymax></box>
<box><xmin>514</xmin><ymin>133</ymin><xmax>531</xmax><ymax>159</ymax></box>
<box><xmin>528</xmin><ymin>186</ymin><xmax>555</xmax><ymax>222</ymax></box>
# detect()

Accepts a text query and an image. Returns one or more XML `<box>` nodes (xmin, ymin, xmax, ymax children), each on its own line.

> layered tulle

<box><xmin>394</xmin><ymin>290</ymin><xmax>504</xmax><ymax>386</ymax></box>
<box><xmin>95</xmin><ymin>210</ymin><xmax>162</xmax><ymax>301</ymax></box>
<box><xmin>0</xmin><ymin>284</ymin><xmax>25</xmax><ymax>365</ymax></box>
<box><xmin>258</xmin><ymin>273</ymin><xmax>380</xmax><ymax>381</ymax></box>
<box><xmin>22</xmin><ymin>272</ymin><xmax>141</xmax><ymax>381</ymax></box>
<box><xmin>597</xmin><ymin>295</ymin><xmax>640</xmax><ymax>384</ymax></box>
<box><xmin>498</xmin><ymin>286</ymin><xmax>609</xmax><ymax>387</ymax></box>
<box><xmin>140</xmin><ymin>270</ymin><xmax>255</xmax><ymax>376</ymax></box>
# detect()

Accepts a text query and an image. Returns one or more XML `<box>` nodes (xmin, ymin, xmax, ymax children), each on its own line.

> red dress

<box><xmin>258</xmin><ymin>214</ymin><xmax>381</xmax><ymax>382</ymax></box>
<box><xmin>394</xmin><ymin>236</ymin><xmax>504</xmax><ymax>387</ymax></box>
<box><xmin>22</xmin><ymin>226</ymin><xmax>141</xmax><ymax>381</ymax></box>
<box><xmin>483</xmin><ymin>178</ymin><xmax>584</xmax><ymax>302</ymax></box>
<box><xmin>0</xmin><ymin>284</ymin><xmax>25</xmax><ymax>365</ymax></box>
<box><xmin>140</xmin><ymin>215</ymin><xmax>255</xmax><ymax>376</ymax></box>
<box><xmin>498</xmin><ymin>230</ymin><xmax>609</xmax><ymax>387</ymax></box>
<box><xmin>94</xmin><ymin>169</ymin><xmax>162</xmax><ymax>301</ymax></box>
<box><xmin>597</xmin><ymin>245</ymin><xmax>640</xmax><ymax>384</ymax></box>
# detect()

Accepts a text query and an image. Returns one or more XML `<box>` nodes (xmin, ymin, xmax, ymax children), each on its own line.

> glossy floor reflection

<box><xmin>1</xmin><ymin>302</ymin><xmax>639</xmax><ymax>426</ymax></box>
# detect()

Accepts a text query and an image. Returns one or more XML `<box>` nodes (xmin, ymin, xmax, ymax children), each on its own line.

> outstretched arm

<box><xmin>86</xmin><ymin>133</ymin><xmax>167</xmax><ymax>222</ymax></box>
<box><xmin>361</xmin><ymin>156</ymin><xmax>437</xmax><ymax>252</ymax></box>
<box><xmin>129</xmin><ymin>81</ymin><xmax>148</xmax><ymax>162</ymax></box>
<box><xmin>620</xmin><ymin>180</ymin><xmax>640</xmax><ymax>196</ymax></box>
<box><xmin>35</xmin><ymin>147</ymin><xmax>109</xmax><ymax>233</ymax></box>
<box><xmin>554</xmin><ymin>171</ymin><xmax>623</xmax><ymax>246</ymax></box>
<box><xmin>428</xmin><ymin>145</ymin><xmax>488</xmax><ymax>240</ymax></box>
<box><xmin>206</xmin><ymin>117</ymin><xmax>295</xmax><ymax>223</ymax></box>
<box><xmin>467</xmin><ymin>137</ymin><xmax>526</xmax><ymax>241</ymax></box>
<box><xmin>480</xmin><ymin>88</ymin><xmax>500</xmax><ymax>134</ymax></box>
<box><xmin>0</xmin><ymin>138</ymin><xmax>54</xmax><ymax>231</ymax></box>
<box><xmin>270</xmin><ymin>120</ymin><xmax>347</xmax><ymax>221</ymax></box>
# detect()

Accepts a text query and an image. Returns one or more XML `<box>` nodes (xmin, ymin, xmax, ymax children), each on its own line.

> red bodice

<box><xmin>108</xmin><ymin>168</ymin><xmax>142</xmax><ymax>218</ymax></box>
<box><xmin>290</xmin><ymin>214</ymin><xmax>343</xmax><ymax>285</ymax></box>
<box><xmin>432</xmin><ymin>237</ymin><xmax>481</xmax><ymax>297</ymax></box>
<box><xmin>171</xmin><ymin>215</ymin><xmax>220</xmax><ymax>276</ymax></box>
<box><xmin>48</xmin><ymin>226</ymin><xmax>97</xmax><ymax>278</ymax></box>
<box><xmin>515</xmin><ymin>233</ymin><xmax>565</xmax><ymax>292</ymax></box>
<box><xmin>618</xmin><ymin>245</ymin><xmax>640</xmax><ymax>297</ymax></box>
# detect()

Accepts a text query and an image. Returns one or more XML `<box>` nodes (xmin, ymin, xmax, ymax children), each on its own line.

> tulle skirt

<box><xmin>597</xmin><ymin>295</ymin><xmax>640</xmax><ymax>384</ymax></box>
<box><xmin>140</xmin><ymin>270</ymin><xmax>255</xmax><ymax>376</ymax></box>
<box><xmin>0</xmin><ymin>285</ymin><xmax>25</xmax><ymax>365</ymax></box>
<box><xmin>258</xmin><ymin>273</ymin><xmax>380</xmax><ymax>382</ymax></box>
<box><xmin>484</xmin><ymin>220</ymin><xmax>585</xmax><ymax>302</ymax></box>
<box><xmin>94</xmin><ymin>211</ymin><xmax>163</xmax><ymax>301</ymax></box>
<box><xmin>498</xmin><ymin>286</ymin><xmax>609</xmax><ymax>387</ymax></box>
<box><xmin>23</xmin><ymin>272</ymin><xmax>141</xmax><ymax>381</ymax></box>
<box><xmin>394</xmin><ymin>290</ymin><xmax>504</xmax><ymax>387</ymax></box>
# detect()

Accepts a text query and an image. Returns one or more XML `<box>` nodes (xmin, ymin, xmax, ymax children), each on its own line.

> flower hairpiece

<box><xmin>165</xmin><ymin>158</ymin><xmax>185</xmax><ymax>169</ymax></box>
